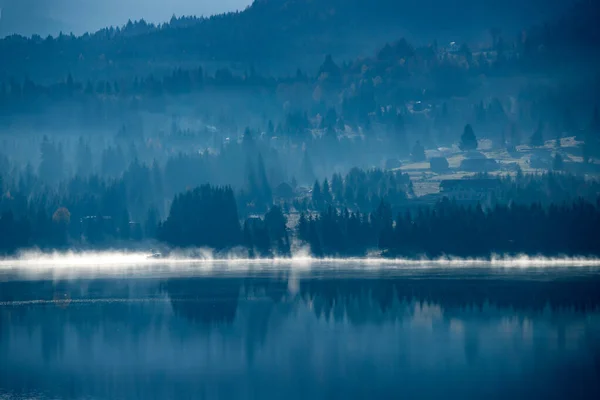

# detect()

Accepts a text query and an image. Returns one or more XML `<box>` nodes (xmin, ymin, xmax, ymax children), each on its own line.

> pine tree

<box><xmin>530</xmin><ymin>121</ymin><xmax>544</xmax><ymax>147</ymax></box>
<box><xmin>119</xmin><ymin>209</ymin><xmax>131</xmax><ymax>240</ymax></box>
<box><xmin>552</xmin><ymin>153</ymin><xmax>565</xmax><ymax>171</ymax></box>
<box><xmin>298</xmin><ymin>213</ymin><xmax>309</xmax><ymax>242</ymax></box>
<box><xmin>308</xmin><ymin>220</ymin><xmax>323</xmax><ymax>257</ymax></box>
<box><xmin>459</xmin><ymin>124</ymin><xmax>478</xmax><ymax>151</ymax></box>
<box><xmin>257</xmin><ymin>154</ymin><xmax>272</xmax><ymax>207</ymax></box>
<box><xmin>322</xmin><ymin>179</ymin><xmax>332</xmax><ymax>204</ymax></box>
<box><xmin>411</xmin><ymin>141</ymin><xmax>426</xmax><ymax>162</ymax></box>
<box><xmin>300</xmin><ymin>151</ymin><xmax>316</xmax><ymax>184</ymax></box>
<box><xmin>243</xmin><ymin>219</ymin><xmax>255</xmax><ymax>258</ymax></box>
<box><xmin>312</xmin><ymin>180</ymin><xmax>323</xmax><ymax>209</ymax></box>
<box><xmin>509</xmin><ymin>123</ymin><xmax>521</xmax><ymax>146</ymax></box>
<box><xmin>331</xmin><ymin>173</ymin><xmax>344</xmax><ymax>202</ymax></box>
<box><xmin>39</xmin><ymin>137</ymin><xmax>65</xmax><ymax>185</ymax></box>
<box><xmin>591</xmin><ymin>106</ymin><xmax>600</xmax><ymax>136</ymax></box>
<box><xmin>586</xmin><ymin>106</ymin><xmax>600</xmax><ymax>152</ymax></box>
<box><xmin>76</xmin><ymin>137</ymin><xmax>93</xmax><ymax>177</ymax></box>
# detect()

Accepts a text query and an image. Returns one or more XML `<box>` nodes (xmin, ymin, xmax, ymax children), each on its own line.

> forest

<box><xmin>0</xmin><ymin>0</ymin><xmax>599</xmax><ymax>258</ymax></box>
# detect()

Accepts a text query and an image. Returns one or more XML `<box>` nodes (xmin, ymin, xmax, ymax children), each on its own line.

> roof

<box><xmin>459</xmin><ymin>158</ymin><xmax>499</xmax><ymax>172</ymax></box>
<box><xmin>440</xmin><ymin>179</ymin><xmax>503</xmax><ymax>191</ymax></box>
<box><xmin>430</xmin><ymin>156</ymin><xmax>449</xmax><ymax>164</ymax></box>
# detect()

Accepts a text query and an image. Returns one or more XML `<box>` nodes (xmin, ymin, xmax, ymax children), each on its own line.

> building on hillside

<box><xmin>439</xmin><ymin>178</ymin><xmax>504</xmax><ymax>204</ymax></box>
<box><xmin>459</xmin><ymin>157</ymin><xmax>499</xmax><ymax>172</ymax></box>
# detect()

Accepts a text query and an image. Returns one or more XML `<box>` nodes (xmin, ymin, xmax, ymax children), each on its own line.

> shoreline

<box><xmin>2</xmin><ymin>249</ymin><xmax>600</xmax><ymax>267</ymax></box>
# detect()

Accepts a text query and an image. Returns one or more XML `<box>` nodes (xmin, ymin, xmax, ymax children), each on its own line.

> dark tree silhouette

<box><xmin>460</xmin><ymin>124</ymin><xmax>478</xmax><ymax>151</ymax></box>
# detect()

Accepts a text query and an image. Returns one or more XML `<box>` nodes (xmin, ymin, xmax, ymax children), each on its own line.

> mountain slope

<box><xmin>0</xmin><ymin>0</ymin><xmax>576</xmax><ymax>81</ymax></box>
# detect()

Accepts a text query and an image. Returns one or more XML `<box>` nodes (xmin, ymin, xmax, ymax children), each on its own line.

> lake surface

<box><xmin>1</xmin><ymin>260</ymin><xmax>600</xmax><ymax>399</ymax></box>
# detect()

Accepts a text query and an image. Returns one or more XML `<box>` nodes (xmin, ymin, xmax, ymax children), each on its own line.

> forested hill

<box><xmin>0</xmin><ymin>0</ymin><xmax>574</xmax><ymax>82</ymax></box>
<box><xmin>525</xmin><ymin>0</ymin><xmax>600</xmax><ymax>64</ymax></box>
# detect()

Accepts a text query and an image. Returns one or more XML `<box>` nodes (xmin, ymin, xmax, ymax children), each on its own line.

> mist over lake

<box><xmin>2</xmin><ymin>261</ymin><xmax>600</xmax><ymax>399</ymax></box>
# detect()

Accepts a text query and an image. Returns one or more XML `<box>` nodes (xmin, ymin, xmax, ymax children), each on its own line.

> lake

<box><xmin>1</xmin><ymin>259</ymin><xmax>600</xmax><ymax>399</ymax></box>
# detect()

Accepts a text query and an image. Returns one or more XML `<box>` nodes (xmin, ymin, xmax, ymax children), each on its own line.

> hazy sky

<box><xmin>0</xmin><ymin>0</ymin><xmax>253</xmax><ymax>37</ymax></box>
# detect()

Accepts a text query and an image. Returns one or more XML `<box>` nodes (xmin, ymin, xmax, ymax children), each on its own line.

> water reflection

<box><xmin>1</xmin><ymin>267</ymin><xmax>600</xmax><ymax>399</ymax></box>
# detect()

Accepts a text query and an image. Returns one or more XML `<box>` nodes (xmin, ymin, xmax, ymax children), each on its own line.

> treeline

<box><xmin>0</xmin><ymin>0</ymin><xmax>575</xmax><ymax>81</ymax></box>
<box><xmin>0</xmin><ymin>178</ymin><xmax>159</xmax><ymax>254</ymax></box>
<box><xmin>1</xmin><ymin>30</ymin><xmax>590</xmax><ymax>119</ymax></box>
<box><xmin>1</xmin><ymin>176</ymin><xmax>600</xmax><ymax>257</ymax></box>
<box><xmin>294</xmin><ymin>168</ymin><xmax>412</xmax><ymax>212</ymax></box>
<box><xmin>298</xmin><ymin>197</ymin><xmax>600</xmax><ymax>258</ymax></box>
<box><xmin>2</xmin><ymin>42</ymin><xmax>599</xmax><ymax>160</ymax></box>
<box><xmin>0</xmin><ymin>66</ymin><xmax>281</xmax><ymax>117</ymax></box>
<box><xmin>387</xmin><ymin>199</ymin><xmax>600</xmax><ymax>257</ymax></box>
<box><xmin>0</xmin><ymin>32</ymin><xmax>572</xmax><ymax>113</ymax></box>
<box><xmin>1</xmin><ymin>129</ymin><xmax>415</xmax><ymax>218</ymax></box>
<box><xmin>147</xmin><ymin>182</ymin><xmax>600</xmax><ymax>258</ymax></box>
<box><xmin>495</xmin><ymin>170</ymin><xmax>600</xmax><ymax>205</ymax></box>
<box><xmin>0</xmin><ymin>155</ymin><xmax>413</xmax><ymax>254</ymax></box>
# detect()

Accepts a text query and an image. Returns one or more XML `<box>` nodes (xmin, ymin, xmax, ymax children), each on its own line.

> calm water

<box><xmin>1</xmin><ymin>261</ymin><xmax>600</xmax><ymax>399</ymax></box>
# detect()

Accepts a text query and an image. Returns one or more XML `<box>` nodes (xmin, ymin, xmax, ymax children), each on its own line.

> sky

<box><xmin>0</xmin><ymin>0</ymin><xmax>253</xmax><ymax>37</ymax></box>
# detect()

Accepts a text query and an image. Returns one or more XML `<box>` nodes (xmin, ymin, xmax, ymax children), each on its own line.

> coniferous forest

<box><xmin>0</xmin><ymin>0</ymin><xmax>599</xmax><ymax>258</ymax></box>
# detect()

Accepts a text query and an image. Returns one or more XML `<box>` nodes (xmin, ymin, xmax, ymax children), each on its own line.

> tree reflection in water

<box><xmin>1</xmin><ymin>269</ymin><xmax>600</xmax><ymax>399</ymax></box>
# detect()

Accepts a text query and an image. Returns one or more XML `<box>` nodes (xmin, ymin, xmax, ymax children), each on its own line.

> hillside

<box><xmin>0</xmin><ymin>0</ymin><xmax>575</xmax><ymax>82</ymax></box>
<box><xmin>527</xmin><ymin>0</ymin><xmax>600</xmax><ymax>62</ymax></box>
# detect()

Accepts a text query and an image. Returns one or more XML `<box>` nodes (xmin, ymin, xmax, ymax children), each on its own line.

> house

<box><xmin>459</xmin><ymin>158</ymin><xmax>499</xmax><ymax>172</ymax></box>
<box><xmin>439</xmin><ymin>178</ymin><xmax>504</xmax><ymax>204</ymax></box>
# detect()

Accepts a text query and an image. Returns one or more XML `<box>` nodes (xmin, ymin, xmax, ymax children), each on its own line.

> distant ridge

<box><xmin>0</xmin><ymin>0</ymin><xmax>576</xmax><ymax>81</ymax></box>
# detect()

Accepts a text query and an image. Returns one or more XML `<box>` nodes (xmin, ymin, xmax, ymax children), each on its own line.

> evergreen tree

<box><xmin>144</xmin><ymin>207</ymin><xmax>159</xmax><ymax>239</ymax></box>
<box><xmin>530</xmin><ymin>121</ymin><xmax>545</xmax><ymax>147</ymax></box>
<box><xmin>158</xmin><ymin>185</ymin><xmax>241</xmax><ymax>249</ymax></box>
<box><xmin>510</xmin><ymin>123</ymin><xmax>521</xmax><ymax>146</ymax></box>
<box><xmin>591</xmin><ymin>106</ymin><xmax>600</xmax><ymax>136</ymax></box>
<box><xmin>243</xmin><ymin>127</ymin><xmax>254</xmax><ymax>147</ymax></box>
<box><xmin>298</xmin><ymin>213</ymin><xmax>309</xmax><ymax>243</ymax></box>
<box><xmin>265</xmin><ymin>206</ymin><xmax>290</xmax><ymax>255</ymax></box>
<box><xmin>552</xmin><ymin>153</ymin><xmax>565</xmax><ymax>171</ymax></box>
<box><xmin>459</xmin><ymin>124</ymin><xmax>478</xmax><ymax>151</ymax></box>
<box><xmin>308</xmin><ymin>219</ymin><xmax>323</xmax><ymax>257</ymax></box>
<box><xmin>243</xmin><ymin>219</ymin><xmax>255</xmax><ymax>258</ymax></box>
<box><xmin>411</xmin><ymin>141</ymin><xmax>426</xmax><ymax>162</ymax></box>
<box><xmin>300</xmin><ymin>151</ymin><xmax>316</xmax><ymax>184</ymax></box>
<box><xmin>51</xmin><ymin>207</ymin><xmax>70</xmax><ymax>247</ymax></box>
<box><xmin>76</xmin><ymin>137</ymin><xmax>93</xmax><ymax>177</ymax></box>
<box><xmin>312</xmin><ymin>180</ymin><xmax>323</xmax><ymax>209</ymax></box>
<box><xmin>322</xmin><ymin>179</ymin><xmax>332</xmax><ymax>204</ymax></box>
<box><xmin>585</xmin><ymin>106</ymin><xmax>600</xmax><ymax>155</ymax></box>
<box><xmin>39</xmin><ymin>137</ymin><xmax>65</xmax><ymax>185</ymax></box>
<box><xmin>119</xmin><ymin>209</ymin><xmax>131</xmax><ymax>240</ymax></box>
<box><xmin>256</xmin><ymin>154</ymin><xmax>273</xmax><ymax>207</ymax></box>
<box><xmin>331</xmin><ymin>173</ymin><xmax>344</xmax><ymax>202</ymax></box>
